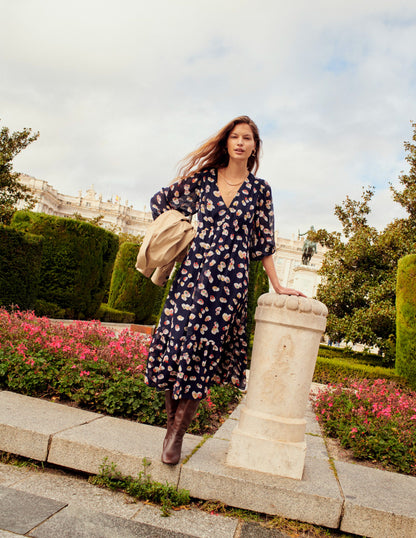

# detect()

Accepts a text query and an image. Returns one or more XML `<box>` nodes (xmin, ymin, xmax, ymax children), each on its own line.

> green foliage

<box><xmin>10</xmin><ymin>211</ymin><xmax>119</xmax><ymax>319</ymax></box>
<box><xmin>318</xmin><ymin>344</ymin><xmax>391</xmax><ymax>367</ymax></box>
<box><xmin>95</xmin><ymin>303</ymin><xmax>135</xmax><ymax>324</ymax></box>
<box><xmin>391</xmin><ymin>121</ymin><xmax>416</xmax><ymax>220</ymax></box>
<box><xmin>33</xmin><ymin>299</ymin><xmax>66</xmax><ymax>319</ymax></box>
<box><xmin>188</xmin><ymin>384</ymin><xmax>242</xmax><ymax>434</ymax></box>
<box><xmin>396</xmin><ymin>254</ymin><xmax>416</xmax><ymax>389</ymax></box>
<box><xmin>0</xmin><ymin>122</ymin><xmax>38</xmax><ymax>224</ymax></box>
<box><xmin>90</xmin><ymin>459</ymin><xmax>190</xmax><ymax>515</ymax></box>
<box><xmin>0</xmin><ymin>225</ymin><xmax>43</xmax><ymax>310</ymax></box>
<box><xmin>312</xmin><ymin>192</ymin><xmax>415</xmax><ymax>361</ymax></box>
<box><xmin>313</xmin><ymin>379</ymin><xmax>416</xmax><ymax>475</ymax></box>
<box><xmin>246</xmin><ymin>260</ymin><xmax>269</xmax><ymax>338</ymax></box>
<box><xmin>0</xmin><ymin>309</ymin><xmax>241</xmax><ymax>435</ymax></box>
<box><xmin>310</xmin><ymin>123</ymin><xmax>416</xmax><ymax>359</ymax></box>
<box><xmin>108</xmin><ymin>242</ymin><xmax>165</xmax><ymax>324</ymax></box>
<box><xmin>313</xmin><ymin>356</ymin><xmax>404</xmax><ymax>386</ymax></box>
<box><xmin>100</xmin><ymin>373</ymin><xmax>166</xmax><ymax>425</ymax></box>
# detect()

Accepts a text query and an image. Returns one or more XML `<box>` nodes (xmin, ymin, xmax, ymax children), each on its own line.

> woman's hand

<box><xmin>261</xmin><ymin>255</ymin><xmax>307</xmax><ymax>298</ymax></box>
<box><xmin>273</xmin><ymin>285</ymin><xmax>306</xmax><ymax>297</ymax></box>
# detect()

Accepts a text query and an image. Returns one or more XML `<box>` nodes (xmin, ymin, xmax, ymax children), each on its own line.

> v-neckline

<box><xmin>214</xmin><ymin>169</ymin><xmax>249</xmax><ymax>209</ymax></box>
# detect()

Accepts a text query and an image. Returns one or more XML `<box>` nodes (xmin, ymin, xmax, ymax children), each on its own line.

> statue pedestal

<box><xmin>292</xmin><ymin>265</ymin><xmax>318</xmax><ymax>298</ymax></box>
<box><xmin>226</xmin><ymin>293</ymin><xmax>327</xmax><ymax>480</ymax></box>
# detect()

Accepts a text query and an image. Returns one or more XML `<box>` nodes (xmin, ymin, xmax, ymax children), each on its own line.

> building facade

<box><xmin>18</xmin><ymin>174</ymin><xmax>152</xmax><ymax>236</ymax></box>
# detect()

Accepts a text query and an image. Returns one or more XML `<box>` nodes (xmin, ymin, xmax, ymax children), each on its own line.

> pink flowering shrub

<box><xmin>313</xmin><ymin>379</ymin><xmax>416</xmax><ymax>475</ymax></box>
<box><xmin>0</xmin><ymin>308</ymin><xmax>240</xmax><ymax>433</ymax></box>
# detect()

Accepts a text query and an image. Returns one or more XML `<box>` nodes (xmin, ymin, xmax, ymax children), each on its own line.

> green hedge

<box><xmin>0</xmin><ymin>225</ymin><xmax>43</xmax><ymax>310</ymax></box>
<box><xmin>396</xmin><ymin>254</ymin><xmax>416</xmax><ymax>389</ymax></box>
<box><xmin>313</xmin><ymin>356</ymin><xmax>404</xmax><ymax>386</ymax></box>
<box><xmin>10</xmin><ymin>211</ymin><xmax>119</xmax><ymax>319</ymax></box>
<box><xmin>95</xmin><ymin>303</ymin><xmax>135</xmax><ymax>324</ymax></box>
<box><xmin>318</xmin><ymin>344</ymin><xmax>389</xmax><ymax>367</ymax></box>
<box><xmin>108</xmin><ymin>242</ymin><xmax>164</xmax><ymax>325</ymax></box>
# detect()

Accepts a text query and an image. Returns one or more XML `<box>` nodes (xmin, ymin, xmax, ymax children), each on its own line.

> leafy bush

<box><xmin>0</xmin><ymin>225</ymin><xmax>43</xmax><ymax>310</ymax></box>
<box><xmin>313</xmin><ymin>379</ymin><xmax>416</xmax><ymax>476</ymax></box>
<box><xmin>108</xmin><ymin>242</ymin><xmax>165</xmax><ymax>324</ymax></box>
<box><xmin>33</xmin><ymin>299</ymin><xmax>66</xmax><ymax>319</ymax></box>
<box><xmin>90</xmin><ymin>459</ymin><xmax>190</xmax><ymax>515</ymax></box>
<box><xmin>95</xmin><ymin>303</ymin><xmax>135</xmax><ymax>324</ymax></box>
<box><xmin>10</xmin><ymin>211</ymin><xmax>119</xmax><ymax>319</ymax></box>
<box><xmin>0</xmin><ymin>308</ymin><xmax>240</xmax><ymax>434</ymax></box>
<box><xmin>396</xmin><ymin>254</ymin><xmax>416</xmax><ymax>389</ymax></box>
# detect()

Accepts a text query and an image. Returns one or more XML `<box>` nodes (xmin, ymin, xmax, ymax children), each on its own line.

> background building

<box><xmin>18</xmin><ymin>174</ymin><xmax>152</xmax><ymax>236</ymax></box>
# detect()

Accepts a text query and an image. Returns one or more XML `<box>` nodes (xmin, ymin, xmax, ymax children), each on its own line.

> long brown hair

<box><xmin>177</xmin><ymin>116</ymin><xmax>262</xmax><ymax>179</ymax></box>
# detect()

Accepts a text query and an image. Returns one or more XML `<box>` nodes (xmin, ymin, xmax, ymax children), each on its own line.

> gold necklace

<box><xmin>220</xmin><ymin>171</ymin><xmax>247</xmax><ymax>187</ymax></box>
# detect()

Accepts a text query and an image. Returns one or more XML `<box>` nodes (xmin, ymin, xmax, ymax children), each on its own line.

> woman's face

<box><xmin>226</xmin><ymin>123</ymin><xmax>256</xmax><ymax>164</ymax></box>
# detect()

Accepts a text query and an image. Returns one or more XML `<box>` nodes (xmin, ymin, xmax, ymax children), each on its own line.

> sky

<box><xmin>2</xmin><ymin>0</ymin><xmax>416</xmax><ymax>238</ymax></box>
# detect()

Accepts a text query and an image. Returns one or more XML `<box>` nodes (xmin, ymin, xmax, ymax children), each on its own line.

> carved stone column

<box><xmin>226</xmin><ymin>293</ymin><xmax>328</xmax><ymax>480</ymax></box>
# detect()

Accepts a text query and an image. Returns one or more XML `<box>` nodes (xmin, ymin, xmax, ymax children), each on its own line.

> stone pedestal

<box><xmin>226</xmin><ymin>293</ymin><xmax>328</xmax><ymax>480</ymax></box>
<box><xmin>292</xmin><ymin>264</ymin><xmax>318</xmax><ymax>298</ymax></box>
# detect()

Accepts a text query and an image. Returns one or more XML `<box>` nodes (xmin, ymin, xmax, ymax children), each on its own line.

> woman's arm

<box><xmin>262</xmin><ymin>255</ymin><xmax>306</xmax><ymax>297</ymax></box>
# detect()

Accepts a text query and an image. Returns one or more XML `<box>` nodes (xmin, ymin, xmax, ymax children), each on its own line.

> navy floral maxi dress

<box><xmin>145</xmin><ymin>168</ymin><xmax>276</xmax><ymax>400</ymax></box>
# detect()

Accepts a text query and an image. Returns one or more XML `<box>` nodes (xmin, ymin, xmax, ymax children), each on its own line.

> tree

<box><xmin>0</xmin><ymin>122</ymin><xmax>39</xmax><ymax>224</ymax></box>
<box><xmin>310</xmin><ymin>122</ymin><xmax>416</xmax><ymax>362</ymax></box>
<box><xmin>391</xmin><ymin>121</ymin><xmax>416</xmax><ymax>220</ymax></box>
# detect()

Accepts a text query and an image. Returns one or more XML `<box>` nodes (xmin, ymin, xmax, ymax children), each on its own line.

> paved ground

<box><xmin>1</xmin><ymin>388</ymin><xmax>415</xmax><ymax>538</ymax></box>
<box><xmin>0</xmin><ymin>460</ymin><xmax>295</xmax><ymax>538</ymax></box>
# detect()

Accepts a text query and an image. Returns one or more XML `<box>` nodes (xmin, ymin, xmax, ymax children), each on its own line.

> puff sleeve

<box><xmin>250</xmin><ymin>180</ymin><xmax>276</xmax><ymax>261</ymax></box>
<box><xmin>150</xmin><ymin>173</ymin><xmax>202</xmax><ymax>219</ymax></box>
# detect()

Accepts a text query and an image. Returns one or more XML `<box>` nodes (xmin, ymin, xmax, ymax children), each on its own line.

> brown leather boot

<box><xmin>161</xmin><ymin>398</ymin><xmax>200</xmax><ymax>465</ymax></box>
<box><xmin>163</xmin><ymin>390</ymin><xmax>180</xmax><ymax>450</ymax></box>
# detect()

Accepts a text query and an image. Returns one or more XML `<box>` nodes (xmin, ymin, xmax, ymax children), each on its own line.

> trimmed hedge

<box><xmin>313</xmin><ymin>356</ymin><xmax>405</xmax><ymax>386</ymax></box>
<box><xmin>318</xmin><ymin>344</ymin><xmax>389</xmax><ymax>366</ymax></box>
<box><xmin>0</xmin><ymin>225</ymin><xmax>43</xmax><ymax>310</ymax></box>
<box><xmin>96</xmin><ymin>303</ymin><xmax>135</xmax><ymax>324</ymax></box>
<box><xmin>108</xmin><ymin>242</ymin><xmax>164</xmax><ymax>325</ymax></box>
<box><xmin>10</xmin><ymin>211</ymin><xmax>119</xmax><ymax>319</ymax></box>
<box><xmin>396</xmin><ymin>254</ymin><xmax>416</xmax><ymax>389</ymax></box>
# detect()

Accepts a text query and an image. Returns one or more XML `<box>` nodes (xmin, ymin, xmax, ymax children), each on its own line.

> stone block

<box><xmin>227</xmin><ymin>425</ymin><xmax>306</xmax><ymax>479</ymax></box>
<box><xmin>7</xmin><ymin>466</ymin><xmax>141</xmax><ymax>520</ymax></box>
<box><xmin>212</xmin><ymin>417</ymin><xmax>238</xmax><ymax>441</ymax></box>
<box><xmin>0</xmin><ymin>391</ymin><xmax>101</xmax><ymax>461</ymax></box>
<box><xmin>304</xmin><ymin>433</ymin><xmax>328</xmax><ymax>460</ymax></box>
<box><xmin>305</xmin><ymin>401</ymin><xmax>322</xmax><ymax>435</ymax></box>
<box><xmin>48</xmin><ymin>415</ymin><xmax>202</xmax><ymax>485</ymax></box>
<box><xmin>30</xmin><ymin>505</ymin><xmax>193</xmax><ymax>538</ymax></box>
<box><xmin>0</xmin><ymin>485</ymin><xmax>66</xmax><ymax>535</ymax></box>
<box><xmin>133</xmin><ymin>504</ymin><xmax>238</xmax><ymax>537</ymax></box>
<box><xmin>180</xmin><ymin>437</ymin><xmax>342</xmax><ymax>528</ymax></box>
<box><xmin>336</xmin><ymin>461</ymin><xmax>416</xmax><ymax>538</ymax></box>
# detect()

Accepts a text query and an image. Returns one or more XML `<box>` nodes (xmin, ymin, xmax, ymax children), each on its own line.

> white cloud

<box><xmin>2</xmin><ymin>0</ymin><xmax>416</xmax><ymax>236</ymax></box>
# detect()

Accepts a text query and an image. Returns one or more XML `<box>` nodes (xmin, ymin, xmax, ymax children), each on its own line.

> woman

<box><xmin>145</xmin><ymin>116</ymin><xmax>305</xmax><ymax>465</ymax></box>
